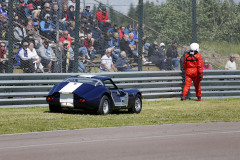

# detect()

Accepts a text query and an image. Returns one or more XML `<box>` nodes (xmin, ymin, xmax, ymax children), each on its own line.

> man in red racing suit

<box><xmin>182</xmin><ymin>43</ymin><xmax>203</xmax><ymax>101</ymax></box>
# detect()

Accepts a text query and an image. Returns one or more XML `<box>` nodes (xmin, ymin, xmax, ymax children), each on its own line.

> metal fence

<box><xmin>0</xmin><ymin>0</ymin><xmax>239</xmax><ymax>74</ymax></box>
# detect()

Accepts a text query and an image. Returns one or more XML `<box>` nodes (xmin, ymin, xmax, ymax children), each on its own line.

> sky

<box><xmin>83</xmin><ymin>0</ymin><xmax>240</xmax><ymax>14</ymax></box>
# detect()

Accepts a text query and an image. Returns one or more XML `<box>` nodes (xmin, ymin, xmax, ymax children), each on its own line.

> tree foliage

<box><xmin>127</xmin><ymin>0</ymin><xmax>240</xmax><ymax>44</ymax></box>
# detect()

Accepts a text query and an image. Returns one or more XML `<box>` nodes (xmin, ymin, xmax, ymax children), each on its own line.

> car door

<box><xmin>104</xmin><ymin>79</ymin><xmax>128</xmax><ymax>107</ymax></box>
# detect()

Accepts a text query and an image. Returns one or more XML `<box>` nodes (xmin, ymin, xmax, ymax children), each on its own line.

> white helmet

<box><xmin>190</xmin><ymin>43</ymin><xmax>199</xmax><ymax>52</ymax></box>
<box><xmin>160</xmin><ymin>43</ymin><xmax>165</xmax><ymax>47</ymax></box>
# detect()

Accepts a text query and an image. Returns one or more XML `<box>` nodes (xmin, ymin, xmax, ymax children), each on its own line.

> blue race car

<box><xmin>46</xmin><ymin>75</ymin><xmax>142</xmax><ymax>115</ymax></box>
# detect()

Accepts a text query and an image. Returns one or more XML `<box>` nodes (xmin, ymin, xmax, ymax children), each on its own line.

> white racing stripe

<box><xmin>59</xmin><ymin>82</ymin><xmax>83</xmax><ymax>94</ymax></box>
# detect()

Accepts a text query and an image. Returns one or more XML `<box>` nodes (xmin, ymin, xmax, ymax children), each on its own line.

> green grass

<box><xmin>1</xmin><ymin>99</ymin><xmax>240</xmax><ymax>135</ymax></box>
<box><xmin>200</xmin><ymin>41</ymin><xmax>240</xmax><ymax>56</ymax></box>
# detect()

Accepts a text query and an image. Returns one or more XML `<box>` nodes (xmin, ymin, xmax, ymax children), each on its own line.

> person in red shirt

<box><xmin>182</xmin><ymin>43</ymin><xmax>203</xmax><ymax>101</ymax></box>
<box><xmin>96</xmin><ymin>5</ymin><xmax>111</xmax><ymax>32</ymax></box>
<box><xmin>118</xmin><ymin>26</ymin><xmax>125</xmax><ymax>40</ymax></box>
<box><xmin>0</xmin><ymin>42</ymin><xmax>8</xmax><ymax>73</ymax></box>
<box><xmin>59</xmin><ymin>30</ymin><xmax>72</xmax><ymax>47</ymax></box>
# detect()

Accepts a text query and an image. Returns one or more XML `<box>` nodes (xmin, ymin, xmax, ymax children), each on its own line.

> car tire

<box><xmin>128</xmin><ymin>94</ymin><xmax>142</xmax><ymax>114</ymax></box>
<box><xmin>97</xmin><ymin>95</ymin><xmax>110</xmax><ymax>115</ymax></box>
<box><xmin>49</xmin><ymin>104</ymin><xmax>62</xmax><ymax>113</ymax></box>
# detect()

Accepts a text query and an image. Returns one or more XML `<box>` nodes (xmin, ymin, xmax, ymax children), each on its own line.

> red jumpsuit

<box><xmin>182</xmin><ymin>52</ymin><xmax>203</xmax><ymax>98</ymax></box>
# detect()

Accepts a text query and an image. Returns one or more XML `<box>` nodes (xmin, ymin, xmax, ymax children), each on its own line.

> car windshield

<box><xmin>64</xmin><ymin>78</ymin><xmax>103</xmax><ymax>87</ymax></box>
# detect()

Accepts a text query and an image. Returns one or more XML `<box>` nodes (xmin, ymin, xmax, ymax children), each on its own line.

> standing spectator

<box><xmin>182</xmin><ymin>43</ymin><xmax>203</xmax><ymax>101</ymax></box>
<box><xmin>203</xmin><ymin>60</ymin><xmax>212</xmax><ymax>70</ymax></box>
<box><xmin>27</xmin><ymin>42</ymin><xmax>44</xmax><ymax>73</ymax></box>
<box><xmin>81</xmin><ymin>5</ymin><xmax>93</xmax><ymax>20</ymax></box>
<box><xmin>18</xmin><ymin>41</ymin><xmax>35</xmax><ymax>73</ymax></box>
<box><xmin>108</xmin><ymin>32</ymin><xmax>120</xmax><ymax>59</ymax></box>
<box><xmin>96</xmin><ymin>5</ymin><xmax>111</xmax><ymax>32</ymax></box>
<box><xmin>0</xmin><ymin>42</ymin><xmax>8</xmax><ymax>73</ymax></box>
<box><xmin>166</xmin><ymin>41</ymin><xmax>180</xmax><ymax>70</ymax></box>
<box><xmin>115</xmin><ymin>51</ymin><xmax>136</xmax><ymax>72</ymax></box>
<box><xmin>148</xmin><ymin>42</ymin><xmax>166</xmax><ymax>70</ymax></box>
<box><xmin>225</xmin><ymin>54</ymin><xmax>237</xmax><ymax>70</ymax></box>
<box><xmin>38</xmin><ymin>40</ymin><xmax>57</xmax><ymax>73</ymax></box>
<box><xmin>100</xmin><ymin>48</ymin><xmax>117</xmax><ymax>72</ymax></box>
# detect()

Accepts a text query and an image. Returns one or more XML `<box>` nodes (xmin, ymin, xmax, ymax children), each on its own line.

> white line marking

<box><xmin>59</xmin><ymin>82</ymin><xmax>82</xmax><ymax>94</ymax></box>
<box><xmin>0</xmin><ymin>130</ymin><xmax>240</xmax><ymax>151</ymax></box>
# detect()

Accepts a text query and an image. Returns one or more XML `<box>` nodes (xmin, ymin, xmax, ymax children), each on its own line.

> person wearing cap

<box><xmin>82</xmin><ymin>5</ymin><xmax>93</xmax><ymax>19</ymax></box>
<box><xmin>96</xmin><ymin>5</ymin><xmax>111</xmax><ymax>31</ymax></box>
<box><xmin>25</xmin><ymin>3</ymin><xmax>35</xmax><ymax>20</ymax></box>
<box><xmin>0</xmin><ymin>3</ymin><xmax>7</xmax><ymax>18</ymax></box>
<box><xmin>166</xmin><ymin>40</ymin><xmax>180</xmax><ymax>70</ymax></box>
<box><xmin>203</xmin><ymin>60</ymin><xmax>212</xmax><ymax>70</ymax></box>
<box><xmin>38</xmin><ymin>40</ymin><xmax>57</xmax><ymax>73</ymax></box>
<box><xmin>124</xmin><ymin>25</ymin><xmax>133</xmax><ymax>35</ymax></box>
<box><xmin>107</xmin><ymin>24</ymin><xmax>118</xmax><ymax>37</ymax></box>
<box><xmin>225</xmin><ymin>54</ymin><xmax>237</xmax><ymax>70</ymax></box>
<box><xmin>39</xmin><ymin>3</ymin><xmax>51</xmax><ymax>21</ymax></box>
<box><xmin>18</xmin><ymin>41</ymin><xmax>36</xmax><ymax>73</ymax></box>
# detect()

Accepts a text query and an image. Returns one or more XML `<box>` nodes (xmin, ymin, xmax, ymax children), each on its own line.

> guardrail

<box><xmin>0</xmin><ymin>70</ymin><xmax>240</xmax><ymax>108</ymax></box>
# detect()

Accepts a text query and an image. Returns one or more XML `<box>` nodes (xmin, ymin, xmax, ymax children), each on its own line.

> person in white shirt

<box><xmin>225</xmin><ymin>54</ymin><xmax>237</xmax><ymax>70</ymax></box>
<box><xmin>100</xmin><ymin>48</ymin><xmax>118</xmax><ymax>72</ymax></box>
<box><xmin>27</xmin><ymin>42</ymin><xmax>44</xmax><ymax>73</ymax></box>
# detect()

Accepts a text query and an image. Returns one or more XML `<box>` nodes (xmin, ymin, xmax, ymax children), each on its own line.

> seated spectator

<box><xmin>27</xmin><ymin>42</ymin><xmax>44</xmax><ymax>73</ymax></box>
<box><xmin>81</xmin><ymin>5</ymin><xmax>93</xmax><ymax>20</ymax></box>
<box><xmin>118</xmin><ymin>26</ymin><xmax>125</xmax><ymax>40</ymax></box>
<box><xmin>0</xmin><ymin>42</ymin><xmax>8</xmax><ymax>73</ymax></box>
<box><xmin>13</xmin><ymin>22</ymin><xmax>27</xmax><ymax>43</ymax></box>
<box><xmin>0</xmin><ymin>3</ymin><xmax>7</xmax><ymax>18</ymax></box>
<box><xmin>39</xmin><ymin>14</ymin><xmax>53</xmax><ymax>39</ymax></box>
<box><xmin>96</xmin><ymin>5</ymin><xmax>111</xmax><ymax>32</ymax></box>
<box><xmin>108</xmin><ymin>32</ymin><xmax>120</xmax><ymax>59</ymax></box>
<box><xmin>50</xmin><ymin>4</ymin><xmax>58</xmax><ymax>20</ymax></box>
<box><xmin>166</xmin><ymin>41</ymin><xmax>180</xmax><ymax>70</ymax></box>
<box><xmin>225</xmin><ymin>54</ymin><xmax>237</xmax><ymax>70</ymax></box>
<box><xmin>32</xmin><ymin>5</ymin><xmax>41</xmax><ymax>22</ymax></box>
<box><xmin>120</xmin><ymin>34</ymin><xmax>133</xmax><ymax>58</ymax></box>
<box><xmin>0</xmin><ymin>19</ymin><xmax>8</xmax><ymax>41</ymax></box>
<box><xmin>50</xmin><ymin>15</ymin><xmax>59</xmax><ymax>42</ymax></box>
<box><xmin>67</xmin><ymin>21</ymin><xmax>75</xmax><ymax>40</ymax></box>
<box><xmin>124</xmin><ymin>25</ymin><xmax>133</xmax><ymax>35</ymax></box>
<box><xmin>83</xmin><ymin>33</ymin><xmax>95</xmax><ymax>60</ymax></box>
<box><xmin>84</xmin><ymin>23</ymin><xmax>92</xmax><ymax>35</ymax></box>
<box><xmin>128</xmin><ymin>33</ymin><xmax>138</xmax><ymax>57</ymax></box>
<box><xmin>203</xmin><ymin>60</ymin><xmax>212</xmax><ymax>70</ymax></box>
<box><xmin>38</xmin><ymin>40</ymin><xmax>57</xmax><ymax>73</ymax></box>
<box><xmin>25</xmin><ymin>3</ymin><xmax>35</xmax><ymax>21</ymax></box>
<box><xmin>115</xmin><ymin>51</ymin><xmax>136</xmax><ymax>72</ymax></box>
<box><xmin>91</xmin><ymin>23</ymin><xmax>102</xmax><ymax>52</ymax></box>
<box><xmin>107</xmin><ymin>24</ymin><xmax>118</xmax><ymax>37</ymax></box>
<box><xmin>18</xmin><ymin>41</ymin><xmax>35</xmax><ymax>73</ymax></box>
<box><xmin>39</xmin><ymin>2</ymin><xmax>51</xmax><ymax>21</ymax></box>
<box><xmin>59</xmin><ymin>4</ymin><xmax>68</xmax><ymax>30</ymax></box>
<box><xmin>68</xmin><ymin>0</ymin><xmax>76</xmax><ymax>8</ymax></box>
<box><xmin>100</xmin><ymin>48</ymin><xmax>118</xmax><ymax>72</ymax></box>
<box><xmin>67</xmin><ymin>5</ymin><xmax>75</xmax><ymax>21</ymax></box>
<box><xmin>59</xmin><ymin>30</ymin><xmax>72</xmax><ymax>47</ymax></box>
<box><xmin>148</xmin><ymin>42</ymin><xmax>166</xmax><ymax>70</ymax></box>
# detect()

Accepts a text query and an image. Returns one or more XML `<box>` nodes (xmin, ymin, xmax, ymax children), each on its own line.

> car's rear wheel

<box><xmin>97</xmin><ymin>95</ymin><xmax>110</xmax><ymax>115</ymax></box>
<box><xmin>128</xmin><ymin>94</ymin><xmax>142</xmax><ymax>113</ymax></box>
<box><xmin>49</xmin><ymin>104</ymin><xmax>62</xmax><ymax>113</ymax></box>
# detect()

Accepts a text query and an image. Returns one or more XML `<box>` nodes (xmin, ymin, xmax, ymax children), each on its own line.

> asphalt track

<box><xmin>0</xmin><ymin>122</ymin><xmax>240</xmax><ymax>160</ymax></box>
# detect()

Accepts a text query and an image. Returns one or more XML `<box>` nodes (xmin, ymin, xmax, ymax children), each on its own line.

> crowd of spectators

<box><xmin>0</xmin><ymin>0</ymin><xmax>236</xmax><ymax>73</ymax></box>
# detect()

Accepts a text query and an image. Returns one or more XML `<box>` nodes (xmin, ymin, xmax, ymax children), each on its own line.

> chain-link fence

<box><xmin>0</xmin><ymin>0</ymin><xmax>239</xmax><ymax>74</ymax></box>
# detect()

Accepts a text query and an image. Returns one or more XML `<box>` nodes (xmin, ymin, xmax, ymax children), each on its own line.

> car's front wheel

<box><xmin>97</xmin><ymin>95</ymin><xmax>110</xmax><ymax>115</ymax></box>
<box><xmin>129</xmin><ymin>94</ymin><xmax>142</xmax><ymax>113</ymax></box>
<box><xmin>49</xmin><ymin>104</ymin><xmax>62</xmax><ymax>113</ymax></box>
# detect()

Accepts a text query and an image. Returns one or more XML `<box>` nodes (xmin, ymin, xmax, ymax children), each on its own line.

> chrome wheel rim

<box><xmin>135</xmin><ymin>97</ymin><xmax>141</xmax><ymax>111</ymax></box>
<box><xmin>103</xmin><ymin>100</ymin><xmax>109</xmax><ymax>114</ymax></box>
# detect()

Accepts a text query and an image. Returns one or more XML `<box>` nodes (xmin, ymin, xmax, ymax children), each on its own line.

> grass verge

<box><xmin>0</xmin><ymin>99</ymin><xmax>240</xmax><ymax>135</ymax></box>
